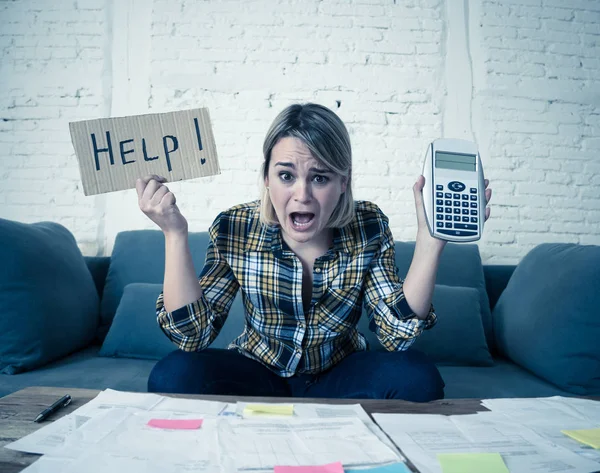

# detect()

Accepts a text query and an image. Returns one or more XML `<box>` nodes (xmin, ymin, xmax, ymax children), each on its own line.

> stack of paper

<box><xmin>372</xmin><ymin>396</ymin><xmax>600</xmax><ymax>473</ymax></box>
<box><xmin>7</xmin><ymin>390</ymin><xmax>407</xmax><ymax>473</ymax></box>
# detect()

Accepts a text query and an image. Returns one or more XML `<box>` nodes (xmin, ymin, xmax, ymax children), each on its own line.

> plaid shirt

<box><xmin>157</xmin><ymin>200</ymin><xmax>436</xmax><ymax>377</ymax></box>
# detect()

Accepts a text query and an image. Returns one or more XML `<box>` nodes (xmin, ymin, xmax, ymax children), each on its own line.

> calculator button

<box><xmin>453</xmin><ymin>193</ymin><xmax>460</xmax><ymax>199</ymax></box>
<box><xmin>445</xmin><ymin>200</ymin><xmax>452</xmax><ymax>206</ymax></box>
<box><xmin>448</xmin><ymin>181</ymin><xmax>466</xmax><ymax>192</ymax></box>
<box><xmin>462</xmin><ymin>202</ymin><xmax>469</xmax><ymax>208</ymax></box>
<box><xmin>445</xmin><ymin>207</ymin><xmax>452</xmax><ymax>213</ymax></box>
<box><xmin>454</xmin><ymin>223</ymin><xmax>478</xmax><ymax>231</ymax></box>
<box><xmin>436</xmin><ymin>221</ymin><xmax>443</xmax><ymax>228</ymax></box>
<box><xmin>445</xmin><ymin>215</ymin><xmax>452</xmax><ymax>221</ymax></box>
<box><xmin>470</xmin><ymin>210</ymin><xmax>477</xmax><ymax>215</ymax></box>
<box><xmin>471</xmin><ymin>217</ymin><xmax>478</xmax><ymax>223</ymax></box>
<box><xmin>470</xmin><ymin>202</ymin><xmax>477</xmax><ymax>208</ymax></box>
<box><xmin>454</xmin><ymin>208</ymin><xmax>460</xmax><ymax>214</ymax></box>
<box><xmin>462</xmin><ymin>195</ymin><xmax>469</xmax><ymax>200</ymax></box>
<box><xmin>436</xmin><ymin>192</ymin><xmax>443</xmax><ymax>198</ymax></box>
<box><xmin>453</xmin><ymin>201</ymin><xmax>461</xmax><ymax>207</ymax></box>
<box><xmin>470</xmin><ymin>188</ymin><xmax>477</xmax><ymax>193</ymax></box>
<box><xmin>454</xmin><ymin>216</ymin><xmax>460</xmax><ymax>221</ymax></box>
<box><xmin>462</xmin><ymin>209</ymin><xmax>469</xmax><ymax>215</ymax></box>
<box><xmin>445</xmin><ymin>222</ymin><xmax>452</xmax><ymax>228</ymax></box>
<box><xmin>437</xmin><ymin>199</ymin><xmax>443</xmax><ymax>205</ymax></box>
<box><xmin>445</xmin><ymin>193</ymin><xmax>452</xmax><ymax>199</ymax></box>
<box><xmin>437</xmin><ymin>206</ymin><xmax>444</xmax><ymax>213</ymax></box>
<box><xmin>436</xmin><ymin>214</ymin><xmax>443</xmax><ymax>220</ymax></box>
<box><xmin>436</xmin><ymin>185</ymin><xmax>443</xmax><ymax>191</ymax></box>
<box><xmin>462</xmin><ymin>216</ymin><xmax>469</xmax><ymax>222</ymax></box>
<box><xmin>470</xmin><ymin>195</ymin><xmax>477</xmax><ymax>201</ymax></box>
<box><xmin>438</xmin><ymin>229</ymin><xmax>477</xmax><ymax>237</ymax></box>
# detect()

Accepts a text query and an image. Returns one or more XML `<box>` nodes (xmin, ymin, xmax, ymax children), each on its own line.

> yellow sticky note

<box><xmin>561</xmin><ymin>428</ymin><xmax>600</xmax><ymax>449</ymax></box>
<box><xmin>243</xmin><ymin>404</ymin><xmax>294</xmax><ymax>416</ymax></box>
<box><xmin>437</xmin><ymin>453</ymin><xmax>509</xmax><ymax>473</ymax></box>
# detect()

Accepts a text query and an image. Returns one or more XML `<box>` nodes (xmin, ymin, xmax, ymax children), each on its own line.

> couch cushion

<box><xmin>99</xmin><ymin>231</ymin><xmax>211</xmax><ymax>340</ymax></box>
<box><xmin>438</xmin><ymin>358</ymin><xmax>573</xmax><ymax>399</ymax></box>
<box><xmin>394</xmin><ymin>242</ymin><xmax>493</xmax><ymax>351</ymax></box>
<box><xmin>99</xmin><ymin>283</ymin><xmax>177</xmax><ymax>360</ymax></box>
<box><xmin>357</xmin><ymin>284</ymin><xmax>493</xmax><ymax>366</ymax></box>
<box><xmin>0</xmin><ymin>345</ymin><xmax>155</xmax><ymax>397</ymax></box>
<box><xmin>100</xmin><ymin>283</ymin><xmax>247</xmax><ymax>360</ymax></box>
<box><xmin>493</xmin><ymin>243</ymin><xmax>600</xmax><ymax>395</ymax></box>
<box><xmin>0</xmin><ymin>219</ymin><xmax>99</xmax><ymax>374</ymax></box>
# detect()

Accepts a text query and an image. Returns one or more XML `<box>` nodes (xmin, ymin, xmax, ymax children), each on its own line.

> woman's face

<box><xmin>265</xmin><ymin>137</ymin><xmax>347</xmax><ymax>248</ymax></box>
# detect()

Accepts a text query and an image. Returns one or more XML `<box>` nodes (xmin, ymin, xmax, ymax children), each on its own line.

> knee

<box><xmin>372</xmin><ymin>349</ymin><xmax>445</xmax><ymax>402</ymax></box>
<box><xmin>147</xmin><ymin>349</ymin><xmax>200</xmax><ymax>394</ymax></box>
<box><xmin>412</xmin><ymin>355</ymin><xmax>445</xmax><ymax>402</ymax></box>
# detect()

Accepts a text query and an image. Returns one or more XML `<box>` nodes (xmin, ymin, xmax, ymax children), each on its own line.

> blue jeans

<box><xmin>148</xmin><ymin>348</ymin><xmax>445</xmax><ymax>402</ymax></box>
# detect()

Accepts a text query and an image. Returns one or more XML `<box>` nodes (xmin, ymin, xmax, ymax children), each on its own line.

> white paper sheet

<box><xmin>6</xmin><ymin>389</ymin><xmax>226</xmax><ymax>455</ymax></box>
<box><xmin>218</xmin><ymin>417</ymin><xmax>401</xmax><ymax>470</ymax></box>
<box><xmin>373</xmin><ymin>411</ymin><xmax>600</xmax><ymax>473</ymax></box>
<box><xmin>480</xmin><ymin>396</ymin><xmax>600</xmax><ymax>465</ymax></box>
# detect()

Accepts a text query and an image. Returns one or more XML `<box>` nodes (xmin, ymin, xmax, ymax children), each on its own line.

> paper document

<box><xmin>6</xmin><ymin>389</ymin><xmax>226</xmax><ymax>455</ymax></box>
<box><xmin>373</xmin><ymin>412</ymin><xmax>600</xmax><ymax>473</ymax></box>
<box><xmin>480</xmin><ymin>396</ymin><xmax>600</xmax><ymax>464</ymax></box>
<box><xmin>219</xmin><ymin>417</ymin><xmax>401</xmax><ymax>470</ymax></box>
<box><xmin>234</xmin><ymin>401</ymin><xmax>405</xmax><ymax>462</ymax></box>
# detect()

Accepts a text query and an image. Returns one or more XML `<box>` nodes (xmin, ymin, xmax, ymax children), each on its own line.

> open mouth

<box><xmin>290</xmin><ymin>212</ymin><xmax>315</xmax><ymax>230</ymax></box>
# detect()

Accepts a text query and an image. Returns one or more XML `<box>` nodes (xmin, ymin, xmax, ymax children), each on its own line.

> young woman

<box><xmin>137</xmin><ymin>103</ymin><xmax>492</xmax><ymax>401</ymax></box>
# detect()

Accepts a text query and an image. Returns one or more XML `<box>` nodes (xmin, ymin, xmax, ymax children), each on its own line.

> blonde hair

<box><xmin>259</xmin><ymin>103</ymin><xmax>355</xmax><ymax>228</ymax></box>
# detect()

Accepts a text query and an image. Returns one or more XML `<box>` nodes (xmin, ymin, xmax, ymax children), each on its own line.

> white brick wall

<box><xmin>0</xmin><ymin>0</ymin><xmax>109</xmax><ymax>255</ymax></box>
<box><xmin>1</xmin><ymin>0</ymin><xmax>599</xmax><ymax>263</ymax></box>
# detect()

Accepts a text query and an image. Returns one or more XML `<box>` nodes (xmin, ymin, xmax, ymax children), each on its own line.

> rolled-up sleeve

<box><xmin>362</xmin><ymin>225</ymin><xmax>437</xmax><ymax>351</ymax></box>
<box><xmin>156</xmin><ymin>224</ymin><xmax>239</xmax><ymax>352</ymax></box>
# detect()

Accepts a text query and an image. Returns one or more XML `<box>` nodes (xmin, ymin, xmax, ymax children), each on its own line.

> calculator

<box><xmin>422</xmin><ymin>138</ymin><xmax>486</xmax><ymax>242</ymax></box>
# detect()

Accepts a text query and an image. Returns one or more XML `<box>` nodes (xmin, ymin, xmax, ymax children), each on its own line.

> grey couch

<box><xmin>2</xmin><ymin>225</ymin><xmax>599</xmax><ymax>400</ymax></box>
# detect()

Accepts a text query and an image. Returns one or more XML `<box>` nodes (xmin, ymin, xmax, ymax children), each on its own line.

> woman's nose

<box><xmin>294</xmin><ymin>181</ymin><xmax>312</xmax><ymax>203</ymax></box>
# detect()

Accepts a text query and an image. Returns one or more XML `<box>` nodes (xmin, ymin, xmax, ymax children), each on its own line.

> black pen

<box><xmin>34</xmin><ymin>394</ymin><xmax>72</xmax><ymax>423</ymax></box>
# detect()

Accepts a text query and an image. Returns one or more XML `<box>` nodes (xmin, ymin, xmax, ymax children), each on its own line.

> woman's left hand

<box><xmin>413</xmin><ymin>175</ymin><xmax>492</xmax><ymax>250</ymax></box>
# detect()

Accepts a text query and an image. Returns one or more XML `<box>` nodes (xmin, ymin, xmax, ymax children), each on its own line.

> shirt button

<box><xmin>315</xmin><ymin>268</ymin><xmax>321</xmax><ymax>273</ymax></box>
<box><xmin>299</xmin><ymin>323</ymin><xmax>305</xmax><ymax>329</ymax></box>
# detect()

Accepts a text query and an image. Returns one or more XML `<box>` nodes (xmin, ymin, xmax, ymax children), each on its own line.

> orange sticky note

<box><xmin>274</xmin><ymin>462</ymin><xmax>344</xmax><ymax>473</ymax></box>
<box><xmin>147</xmin><ymin>418</ymin><xmax>203</xmax><ymax>429</ymax></box>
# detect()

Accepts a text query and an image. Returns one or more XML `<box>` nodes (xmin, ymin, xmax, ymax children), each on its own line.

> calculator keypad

<box><xmin>434</xmin><ymin>181</ymin><xmax>479</xmax><ymax>237</ymax></box>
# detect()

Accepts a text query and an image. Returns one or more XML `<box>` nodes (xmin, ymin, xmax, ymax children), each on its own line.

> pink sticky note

<box><xmin>274</xmin><ymin>462</ymin><xmax>344</xmax><ymax>473</ymax></box>
<box><xmin>147</xmin><ymin>418</ymin><xmax>203</xmax><ymax>429</ymax></box>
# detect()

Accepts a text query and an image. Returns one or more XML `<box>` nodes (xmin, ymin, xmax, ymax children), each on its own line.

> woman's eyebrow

<box><xmin>274</xmin><ymin>162</ymin><xmax>332</xmax><ymax>174</ymax></box>
<box><xmin>274</xmin><ymin>162</ymin><xmax>294</xmax><ymax>168</ymax></box>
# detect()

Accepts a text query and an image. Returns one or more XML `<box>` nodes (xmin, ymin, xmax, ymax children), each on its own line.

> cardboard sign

<box><xmin>69</xmin><ymin>108</ymin><xmax>220</xmax><ymax>195</ymax></box>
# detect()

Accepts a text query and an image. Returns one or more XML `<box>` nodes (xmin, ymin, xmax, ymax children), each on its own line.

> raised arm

<box><xmin>136</xmin><ymin>174</ymin><xmax>202</xmax><ymax>311</ymax></box>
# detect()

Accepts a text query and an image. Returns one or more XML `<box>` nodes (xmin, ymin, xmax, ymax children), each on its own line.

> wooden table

<box><xmin>0</xmin><ymin>386</ymin><xmax>489</xmax><ymax>473</ymax></box>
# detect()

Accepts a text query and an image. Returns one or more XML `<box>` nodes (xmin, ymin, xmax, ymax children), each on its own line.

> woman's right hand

<box><xmin>136</xmin><ymin>174</ymin><xmax>188</xmax><ymax>235</ymax></box>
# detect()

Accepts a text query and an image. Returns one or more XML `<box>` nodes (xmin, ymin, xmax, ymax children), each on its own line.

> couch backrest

<box><xmin>95</xmin><ymin>230</ymin><xmax>495</xmax><ymax>350</ymax></box>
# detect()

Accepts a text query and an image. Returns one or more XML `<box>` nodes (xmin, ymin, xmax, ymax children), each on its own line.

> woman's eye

<box><xmin>313</xmin><ymin>175</ymin><xmax>329</xmax><ymax>184</ymax></box>
<box><xmin>279</xmin><ymin>172</ymin><xmax>293</xmax><ymax>182</ymax></box>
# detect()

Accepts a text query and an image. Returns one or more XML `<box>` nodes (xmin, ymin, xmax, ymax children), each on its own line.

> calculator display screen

<box><xmin>435</xmin><ymin>152</ymin><xmax>476</xmax><ymax>172</ymax></box>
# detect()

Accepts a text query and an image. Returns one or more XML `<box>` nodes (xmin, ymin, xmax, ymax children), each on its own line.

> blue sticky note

<box><xmin>346</xmin><ymin>463</ymin><xmax>412</xmax><ymax>473</ymax></box>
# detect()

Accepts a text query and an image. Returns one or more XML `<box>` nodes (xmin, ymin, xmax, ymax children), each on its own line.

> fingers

<box><xmin>484</xmin><ymin>178</ymin><xmax>489</xmax><ymax>188</ymax></box>
<box><xmin>485</xmin><ymin>187</ymin><xmax>492</xmax><ymax>204</ymax></box>
<box><xmin>162</xmin><ymin>191</ymin><xmax>176</xmax><ymax>207</ymax></box>
<box><xmin>485</xmin><ymin>206</ymin><xmax>491</xmax><ymax>221</ymax></box>
<box><xmin>135</xmin><ymin>174</ymin><xmax>167</xmax><ymax>199</ymax></box>
<box><xmin>150</xmin><ymin>184</ymin><xmax>170</xmax><ymax>206</ymax></box>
